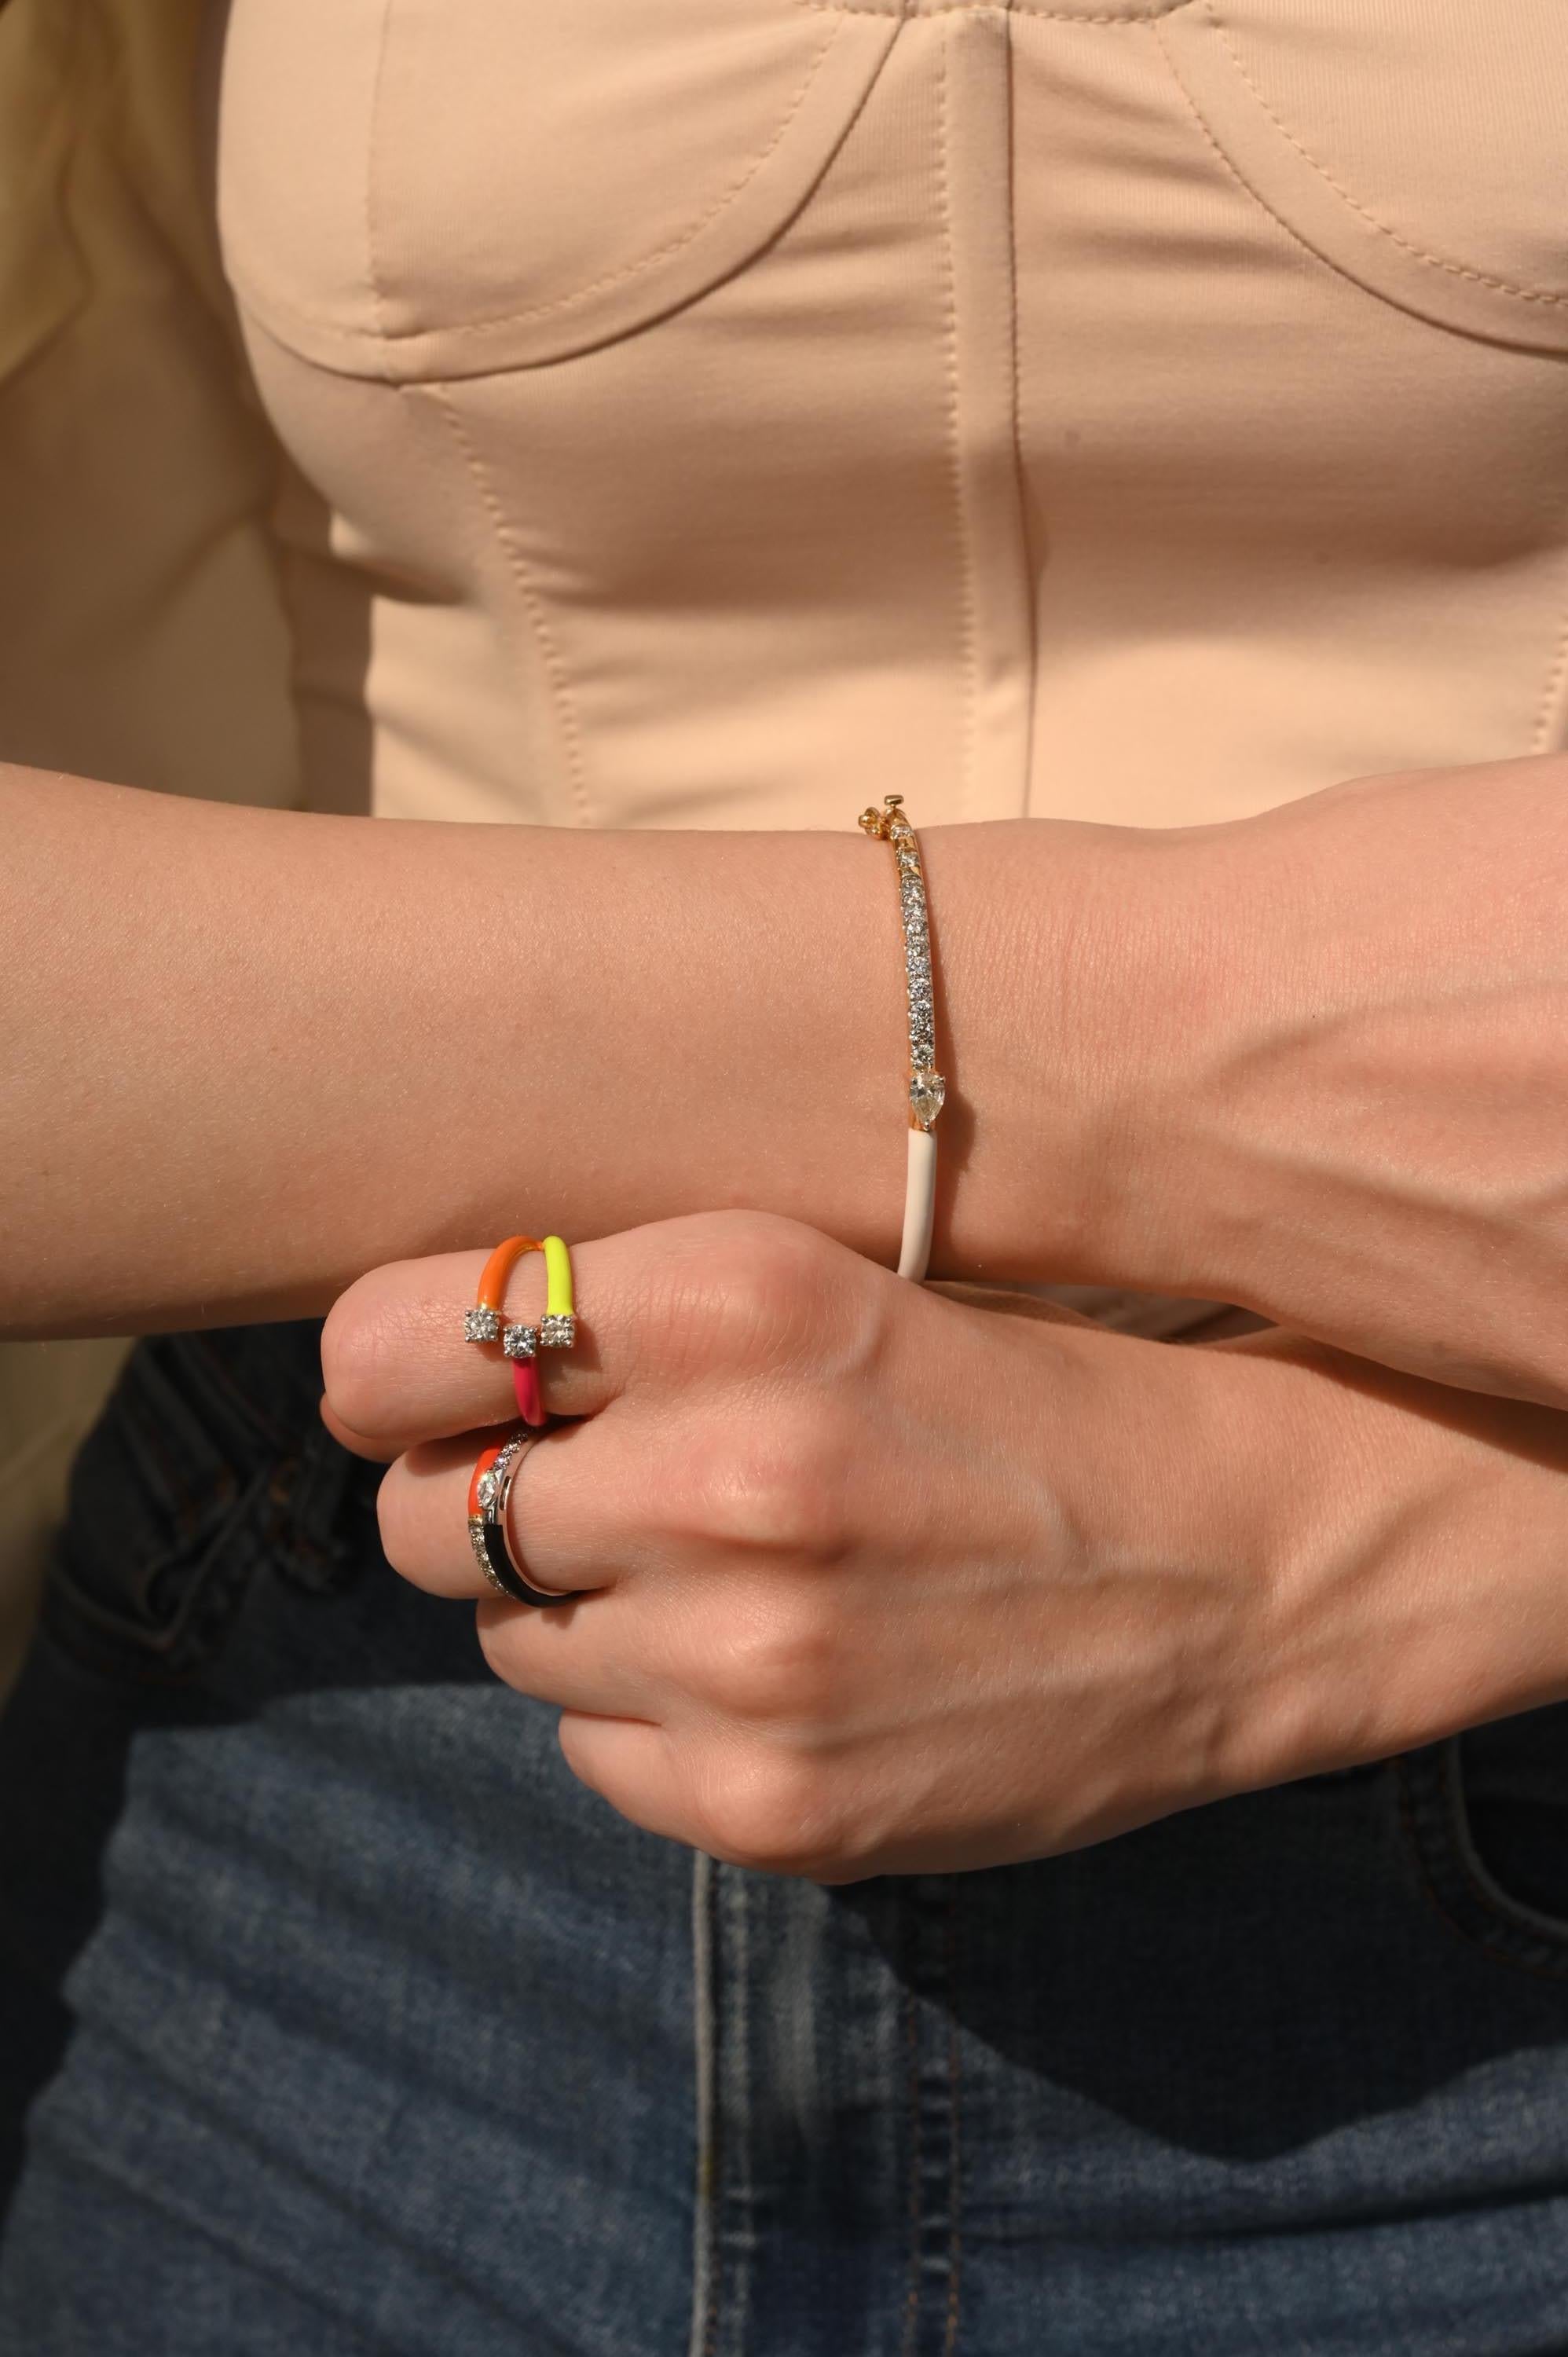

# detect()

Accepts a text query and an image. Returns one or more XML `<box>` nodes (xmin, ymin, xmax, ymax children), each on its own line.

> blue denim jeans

<box><xmin>4</xmin><ymin>1319</ymin><xmax>1568</xmax><ymax>2354</ymax></box>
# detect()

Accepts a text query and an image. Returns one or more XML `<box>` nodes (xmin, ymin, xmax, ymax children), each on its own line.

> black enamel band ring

<box><xmin>467</xmin><ymin>1432</ymin><xmax>564</xmax><ymax>1608</ymax></box>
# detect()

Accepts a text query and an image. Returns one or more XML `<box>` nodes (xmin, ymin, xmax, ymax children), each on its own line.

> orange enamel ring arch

<box><xmin>480</xmin><ymin>1234</ymin><xmax>543</xmax><ymax>1319</ymax></box>
<box><xmin>463</xmin><ymin>1233</ymin><xmax>577</xmax><ymax>1362</ymax></box>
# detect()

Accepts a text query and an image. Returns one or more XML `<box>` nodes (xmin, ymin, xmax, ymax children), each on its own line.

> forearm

<box><xmin>1093</xmin><ymin>750</ymin><xmax>1568</xmax><ymax>1408</ymax></box>
<box><xmin>1</xmin><ymin>768</ymin><xmax>1138</xmax><ymax>1335</ymax></box>
<box><xmin>23</xmin><ymin>745</ymin><xmax>1561</xmax><ymax>1378</ymax></box>
<box><xmin>1061</xmin><ymin>1310</ymin><xmax>1568</xmax><ymax>1805</ymax></box>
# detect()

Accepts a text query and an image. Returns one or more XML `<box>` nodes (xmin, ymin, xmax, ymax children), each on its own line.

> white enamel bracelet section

<box><xmin>899</xmin><ymin>1127</ymin><xmax>938</xmax><ymax>1281</ymax></box>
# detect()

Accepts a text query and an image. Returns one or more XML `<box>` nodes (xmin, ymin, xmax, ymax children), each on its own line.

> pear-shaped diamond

<box><xmin>909</xmin><ymin>1069</ymin><xmax>945</xmax><ymax>1128</ymax></box>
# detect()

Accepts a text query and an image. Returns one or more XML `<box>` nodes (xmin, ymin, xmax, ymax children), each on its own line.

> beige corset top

<box><xmin>208</xmin><ymin>0</ymin><xmax>1568</xmax><ymax>834</ymax></box>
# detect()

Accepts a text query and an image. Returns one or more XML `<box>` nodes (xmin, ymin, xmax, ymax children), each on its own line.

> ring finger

<box><xmin>376</xmin><ymin>1413</ymin><xmax>639</xmax><ymax>1605</ymax></box>
<box><xmin>376</xmin><ymin>1416</ymin><xmax>691</xmax><ymax>1730</ymax></box>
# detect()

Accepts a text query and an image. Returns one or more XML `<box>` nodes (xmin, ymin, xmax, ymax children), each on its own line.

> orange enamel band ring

<box><xmin>463</xmin><ymin>1235</ymin><xmax>542</xmax><ymax>1346</ymax></box>
<box><xmin>466</xmin><ymin>1433</ymin><xmax>562</xmax><ymax>1607</ymax></box>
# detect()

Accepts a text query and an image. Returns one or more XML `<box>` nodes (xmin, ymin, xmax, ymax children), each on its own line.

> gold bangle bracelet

<box><xmin>858</xmin><ymin>792</ymin><xmax>945</xmax><ymax>1281</ymax></box>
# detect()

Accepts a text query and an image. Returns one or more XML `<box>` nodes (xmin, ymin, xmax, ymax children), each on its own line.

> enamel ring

<box><xmin>464</xmin><ymin>1234</ymin><xmax>577</xmax><ymax>1365</ymax></box>
<box><xmin>467</xmin><ymin>1433</ymin><xmax>563</xmax><ymax>1609</ymax></box>
<box><xmin>463</xmin><ymin>1235</ymin><xmax>542</xmax><ymax>1348</ymax></box>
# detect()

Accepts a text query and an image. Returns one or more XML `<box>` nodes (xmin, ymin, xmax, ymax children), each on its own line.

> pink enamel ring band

<box><xmin>464</xmin><ymin>1233</ymin><xmax>577</xmax><ymax>1426</ymax></box>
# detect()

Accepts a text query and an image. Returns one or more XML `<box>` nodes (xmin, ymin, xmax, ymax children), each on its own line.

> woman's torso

<box><xmin>206</xmin><ymin>0</ymin><xmax>1568</xmax><ymax>837</ymax></box>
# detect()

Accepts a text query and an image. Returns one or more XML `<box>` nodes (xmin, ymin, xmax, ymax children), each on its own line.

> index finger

<box><xmin>319</xmin><ymin>1226</ymin><xmax>643</xmax><ymax>1458</ymax></box>
<box><xmin>317</xmin><ymin>1207</ymin><xmax>865</xmax><ymax>1460</ymax></box>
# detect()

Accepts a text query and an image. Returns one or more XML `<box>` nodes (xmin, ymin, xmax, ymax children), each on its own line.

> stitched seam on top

<box><xmin>361</xmin><ymin>0</ymin><xmax>395</xmax><ymax>341</ymax></box>
<box><xmin>936</xmin><ymin>26</ymin><xmax>979</xmax><ymax>824</ymax></box>
<box><xmin>1208</xmin><ymin>2</ymin><xmax>1568</xmax><ymax>309</ymax></box>
<box><xmin>1526</xmin><ymin>416</ymin><xmax>1568</xmax><ymax>754</ymax></box>
<box><xmin>797</xmin><ymin>1</ymin><xmax>1190</xmax><ymax>17</ymax></box>
<box><xmin>423</xmin><ymin>386</ymin><xmax>595</xmax><ymax>828</ymax></box>
<box><xmin>361</xmin><ymin>21</ymin><xmax>838</xmax><ymax>343</ymax></box>
<box><xmin>1531</xmin><ymin>548</ymin><xmax>1568</xmax><ymax>755</ymax></box>
<box><xmin>1000</xmin><ymin>7</ymin><xmax>1037</xmax><ymax>817</ymax></box>
<box><xmin>1154</xmin><ymin>16</ymin><xmax>1439</xmax><ymax>317</ymax></box>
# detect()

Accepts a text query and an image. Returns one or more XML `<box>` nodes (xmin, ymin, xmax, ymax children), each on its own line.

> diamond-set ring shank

<box><xmin>468</xmin><ymin>1432</ymin><xmax>562</xmax><ymax>1608</ymax></box>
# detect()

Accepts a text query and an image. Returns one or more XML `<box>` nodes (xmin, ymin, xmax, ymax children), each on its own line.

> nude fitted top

<box><xmin>208</xmin><ymin>0</ymin><xmax>1568</xmax><ymax>838</ymax></box>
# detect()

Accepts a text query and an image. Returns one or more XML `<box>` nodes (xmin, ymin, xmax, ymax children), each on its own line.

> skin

<box><xmin>0</xmin><ymin>766</ymin><xmax>1083</xmax><ymax>1331</ymax></box>
<box><xmin>321</xmin><ymin>1212</ymin><xmax>1568</xmax><ymax>1883</ymax></box>
<box><xmin>12</xmin><ymin>747</ymin><xmax>1568</xmax><ymax>1868</ymax></box>
<box><xmin>1105</xmin><ymin>752</ymin><xmax>1568</xmax><ymax>1411</ymax></box>
<box><xmin>9</xmin><ymin>750</ymin><xmax>1568</xmax><ymax>1408</ymax></box>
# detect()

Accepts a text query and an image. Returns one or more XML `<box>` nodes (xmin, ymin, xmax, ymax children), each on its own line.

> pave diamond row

<box><xmin>481</xmin><ymin>1435</ymin><xmax>526</xmax><ymax>1518</ymax></box>
<box><xmin>891</xmin><ymin>817</ymin><xmax>937</xmax><ymax>1076</ymax></box>
<box><xmin>468</xmin><ymin>1513</ymin><xmax>507</xmax><ymax>1595</ymax></box>
<box><xmin>866</xmin><ymin>804</ymin><xmax>943</xmax><ymax>1131</ymax></box>
<box><xmin>857</xmin><ymin>795</ymin><xmax>947</xmax><ymax>1129</ymax></box>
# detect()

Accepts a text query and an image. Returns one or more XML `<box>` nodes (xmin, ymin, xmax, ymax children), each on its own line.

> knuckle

<box><xmin>690</xmin><ymin>1402</ymin><xmax>854</xmax><ymax>1558</ymax></box>
<box><xmin>655</xmin><ymin>1213</ymin><xmax>842</xmax><ymax>1378</ymax></box>
<box><xmin>708</xmin><ymin>1593</ymin><xmax>844</xmax><ymax>1726</ymax></box>
<box><xmin>700</xmin><ymin>1750</ymin><xmax>847</xmax><ymax>1880</ymax></box>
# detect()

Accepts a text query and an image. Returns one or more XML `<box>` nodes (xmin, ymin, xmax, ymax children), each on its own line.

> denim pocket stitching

<box><xmin>262</xmin><ymin>1426</ymin><xmax>372</xmax><ymax>1596</ymax></box>
<box><xmin>181</xmin><ymin>1329</ymin><xmax>296</xmax><ymax>1456</ymax></box>
<box><xmin>106</xmin><ymin>1338</ymin><xmax>258</xmax><ymax>1532</ymax></box>
<box><xmin>1396</xmin><ymin>1736</ymin><xmax>1568</xmax><ymax>1983</ymax></box>
<box><xmin>114</xmin><ymin>1361</ymin><xmax>217</xmax><ymax>1533</ymax></box>
<box><xmin>45</xmin><ymin>1464</ymin><xmax>273</xmax><ymax>1687</ymax></box>
<box><xmin>48</xmin><ymin>1329</ymin><xmax>305</xmax><ymax>1684</ymax></box>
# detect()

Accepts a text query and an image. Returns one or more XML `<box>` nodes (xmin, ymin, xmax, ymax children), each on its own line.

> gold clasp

<box><xmin>858</xmin><ymin>792</ymin><xmax>904</xmax><ymax>838</ymax></box>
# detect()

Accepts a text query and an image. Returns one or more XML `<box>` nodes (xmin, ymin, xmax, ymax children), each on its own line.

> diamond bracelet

<box><xmin>858</xmin><ymin>793</ymin><xmax>945</xmax><ymax>1282</ymax></box>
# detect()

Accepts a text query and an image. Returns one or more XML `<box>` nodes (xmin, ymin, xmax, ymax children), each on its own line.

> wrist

<box><xmin>922</xmin><ymin>815</ymin><xmax>1229</xmax><ymax>1285</ymax></box>
<box><xmin>1031</xmin><ymin>1317</ymin><xmax>1287</xmax><ymax>1815</ymax></box>
<box><xmin>1035</xmin><ymin>1314</ymin><xmax>1568</xmax><ymax>1813</ymax></box>
<box><xmin>1191</xmin><ymin>1330</ymin><xmax>1568</xmax><ymax>1788</ymax></box>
